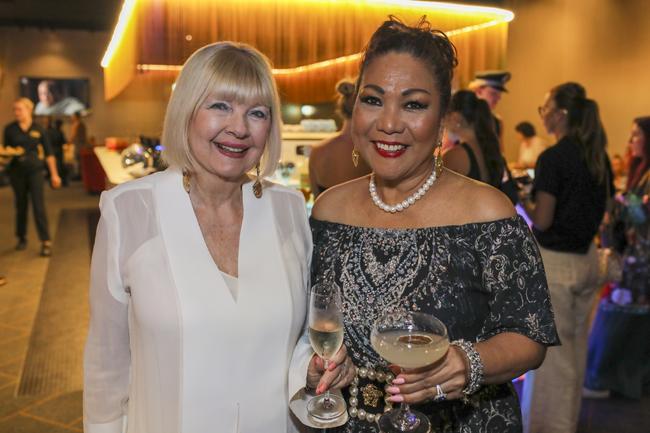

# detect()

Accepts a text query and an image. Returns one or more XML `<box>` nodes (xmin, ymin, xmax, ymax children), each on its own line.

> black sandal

<box><xmin>40</xmin><ymin>243</ymin><xmax>52</xmax><ymax>257</ymax></box>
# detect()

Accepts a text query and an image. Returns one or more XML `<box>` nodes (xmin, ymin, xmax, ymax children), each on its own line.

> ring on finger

<box><xmin>433</xmin><ymin>384</ymin><xmax>447</xmax><ymax>402</ymax></box>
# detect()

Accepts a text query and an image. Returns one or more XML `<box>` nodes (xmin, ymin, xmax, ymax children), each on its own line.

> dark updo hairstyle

<box><xmin>336</xmin><ymin>79</ymin><xmax>356</xmax><ymax>119</ymax></box>
<box><xmin>356</xmin><ymin>16</ymin><xmax>458</xmax><ymax>115</ymax></box>
<box><xmin>627</xmin><ymin>116</ymin><xmax>650</xmax><ymax>191</ymax></box>
<box><xmin>515</xmin><ymin>121</ymin><xmax>536</xmax><ymax>138</ymax></box>
<box><xmin>449</xmin><ymin>90</ymin><xmax>504</xmax><ymax>188</ymax></box>
<box><xmin>550</xmin><ymin>82</ymin><xmax>608</xmax><ymax>184</ymax></box>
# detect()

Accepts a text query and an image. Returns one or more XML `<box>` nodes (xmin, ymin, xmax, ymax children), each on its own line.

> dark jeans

<box><xmin>9</xmin><ymin>163</ymin><xmax>50</xmax><ymax>242</ymax></box>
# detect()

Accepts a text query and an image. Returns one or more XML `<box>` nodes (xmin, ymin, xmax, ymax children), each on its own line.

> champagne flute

<box><xmin>307</xmin><ymin>282</ymin><xmax>346</xmax><ymax>420</ymax></box>
<box><xmin>371</xmin><ymin>310</ymin><xmax>449</xmax><ymax>433</ymax></box>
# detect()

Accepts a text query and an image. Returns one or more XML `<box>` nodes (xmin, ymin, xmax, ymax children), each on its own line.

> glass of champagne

<box><xmin>307</xmin><ymin>282</ymin><xmax>346</xmax><ymax>420</ymax></box>
<box><xmin>371</xmin><ymin>310</ymin><xmax>449</xmax><ymax>433</ymax></box>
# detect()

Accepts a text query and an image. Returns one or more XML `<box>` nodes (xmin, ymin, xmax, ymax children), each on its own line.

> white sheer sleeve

<box><xmin>83</xmin><ymin>192</ymin><xmax>130</xmax><ymax>433</ymax></box>
<box><xmin>288</xmin><ymin>323</ymin><xmax>315</xmax><ymax>399</ymax></box>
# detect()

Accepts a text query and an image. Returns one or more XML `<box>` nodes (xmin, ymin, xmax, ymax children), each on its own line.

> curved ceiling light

<box><xmin>103</xmin><ymin>0</ymin><xmax>513</xmax><ymax>73</ymax></box>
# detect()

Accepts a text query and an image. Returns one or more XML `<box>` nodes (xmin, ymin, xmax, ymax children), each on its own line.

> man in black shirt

<box><xmin>3</xmin><ymin>98</ymin><xmax>61</xmax><ymax>256</ymax></box>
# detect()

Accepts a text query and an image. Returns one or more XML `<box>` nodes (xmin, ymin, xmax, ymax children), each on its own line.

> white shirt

<box><xmin>83</xmin><ymin>169</ymin><xmax>313</xmax><ymax>433</ymax></box>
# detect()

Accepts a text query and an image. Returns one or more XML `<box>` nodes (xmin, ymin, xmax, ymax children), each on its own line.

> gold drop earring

<box><xmin>434</xmin><ymin>140</ymin><xmax>443</xmax><ymax>177</ymax></box>
<box><xmin>352</xmin><ymin>149</ymin><xmax>360</xmax><ymax>168</ymax></box>
<box><xmin>253</xmin><ymin>162</ymin><xmax>263</xmax><ymax>198</ymax></box>
<box><xmin>182</xmin><ymin>169</ymin><xmax>191</xmax><ymax>193</ymax></box>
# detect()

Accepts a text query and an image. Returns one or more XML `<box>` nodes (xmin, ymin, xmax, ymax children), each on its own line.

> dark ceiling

<box><xmin>0</xmin><ymin>0</ymin><xmax>510</xmax><ymax>32</ymax></box>
<box><xmin>0</xmin><ymin>0</ymin><xmax>122</xmax><ymax>31</ymax></box>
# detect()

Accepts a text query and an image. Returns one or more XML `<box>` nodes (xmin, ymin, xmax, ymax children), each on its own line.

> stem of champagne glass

<box><xmin>395</xmin><ymin>367</ymin><xmax>418</xmax><ymax>430</ymax></box>
<box><xmin>323</xmin><ymin>358</ymin><xmax>331</xmax><ymax>404</ymax></box>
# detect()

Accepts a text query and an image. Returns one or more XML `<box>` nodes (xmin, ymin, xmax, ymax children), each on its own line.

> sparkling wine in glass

<box><xmin>371</xmin><ymin>310</ymin><xmax>449</xmax><ymax>433</ymax></box>
<box><xmin>307</xmin><ymin>282</ymin><xmax>346</xmax><ymax>420</ymax></box>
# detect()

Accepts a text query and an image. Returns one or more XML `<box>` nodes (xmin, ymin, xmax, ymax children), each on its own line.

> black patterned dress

<box><xmin>310</xmin><ymin>216</ymin><xmax>559</xmax><ymax>433</ymax></box>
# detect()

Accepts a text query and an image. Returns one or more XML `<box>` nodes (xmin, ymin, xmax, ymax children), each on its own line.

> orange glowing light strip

<box><xmin>101</xmin><ymin>0</ymin><xmax>137</xmax><ymax>68</ymax></box>
<box><xmin>112</xmin><ymin>0</ymin><xmax>513</xmax><ymax>73</ymax></box>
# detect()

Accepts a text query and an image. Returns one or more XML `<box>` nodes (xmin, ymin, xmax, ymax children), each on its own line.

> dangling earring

<box><xmin>182</xmin><ymin>169</ymin><xmax>191</xmax><ymax>194</ymax></box>
<box><xmin>352</xmin><ymin>149</ymin><xmax>360</xmax><ymax>168</ymax></box>
<box><xmin>434</xmin><ymin>140</ymin><xmax>443</xmax><ymax>177</ymax></box>
<box><xmin>253</xmin><ymin>162</ymin><xmax>263</xmax><ymax>198</ymax></box>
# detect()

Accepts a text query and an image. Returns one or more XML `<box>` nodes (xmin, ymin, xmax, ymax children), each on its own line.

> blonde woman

<box><xmin>3</xmin><ymin>97</ymin><xmax>61</xmax><ymax>256</ymax></box>
<box><xmin>83</xmin><ymin>42</ymin><xmax>349</xmax><ymax>432</ymax></box>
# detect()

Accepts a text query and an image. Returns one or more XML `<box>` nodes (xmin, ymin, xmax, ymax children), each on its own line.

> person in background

<box><xmin>305</xmin><ymin>17</ymin><xmax>558</xmax><ymax>433</ymax></box>
<box><xmin>83</xmin><ymin>41</ymin><xmax>352</xmax><ymax>433</ymax></box>
<box><xmin>625</xmin><ymin>117</ymin><xmax>650</xmax><ymax>198</ymax></box>
<box><xmin>309</xmin><ymin>79</ymin><xmax>371</xmax><ymax>198</ymax></box>
<box><xmin>3</xmin><ymin>98</ymin><xmax>61</xmax><ymax>257</ymax></box>
<box><xmin>46</xmin><ymin>116</ymin><xmax>69</xmax><ymax>186</ymax></box>
<box><xmin>69</xmin><ymin>111</ymin><xmax>88</xmax><ymax>179</ymax></box>
<box><xmin>468</xmin><ymin>70</ymin><xmax>511</xmax><ymax>146</ymax></box>
<box><xmin>443</xmin><ymin>90</ymin><xmax>506</xmax><ymax>188</ymax></box>
<box><xmin>520</xmin><ymin>82</ymin><xmax>613</xmax><ymax>433</ymax></box>
<box><xmin>610</xmin><ymin>153</ymin><xmax>627</xmax><ymax>193</ymax></box>
<box><xmin>512</xmin><ymin>121</ymin><xmax>547</xmax><ymax>169</ymax></box>
<box><xmin>34</xmin><ymin>79</ymin><xmax>85</xmax><ymax>116</ymax></box>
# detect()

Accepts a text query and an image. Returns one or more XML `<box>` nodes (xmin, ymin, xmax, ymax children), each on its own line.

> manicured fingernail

<box><xmin>388</xmin><ymin>395</ymin><xmax>404</xmax><ymax>403</ymax></box>
<box><xmin>386</xmin><ymin>386</ymin><xmax>401</xmax><ymax>394</ymax></box>
<box><xmin>316</xmin><ymin>385</ymin><xmax>323</xmax><ymax>394</ymax></box>
<box><xmin>392</xmin><ymin>377</ymin><xmax>406</xmax><ymax>385</ymax></box>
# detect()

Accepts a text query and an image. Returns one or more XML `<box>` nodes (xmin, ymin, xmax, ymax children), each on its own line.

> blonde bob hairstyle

<box><xmin>15</xmin><ymin>97</ymin><xmax>35</xmax><ymax>112</ymax></box>
<box><xmin>162</xmin><ymin>41</ymin><xmax>282</xmax><ymax>178</ymax></box>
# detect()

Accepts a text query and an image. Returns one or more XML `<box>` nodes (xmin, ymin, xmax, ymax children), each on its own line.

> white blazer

<box><xmin>83</xmin><ymin>169</ymin><xmax>314</xmax><ymax>433</ymax></box>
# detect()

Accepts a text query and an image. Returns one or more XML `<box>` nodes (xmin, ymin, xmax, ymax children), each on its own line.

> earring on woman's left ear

<box><xmin>434</xmin><ymin>140</ymin><xmax>444</xmax><ymax>177</ymax></box>
<box><xmin>182</xmin><ymin>169</ymin><xmax>191</xmax><ymax>193</ymax></box>
<box><xmin>253</xmin><ymin>162</ymin><xmax>263</xmax><ymax>198</ymax></box>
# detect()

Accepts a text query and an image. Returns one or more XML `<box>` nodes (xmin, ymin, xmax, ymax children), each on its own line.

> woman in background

<box><xmin>3</xmin><ymin>97</ymin><xmax>61</xmax><ymax>256</ymax></box>
<box><xmin>443</xmin><ymin>90</ymin><xmax>506</xmax><ymax>189</ymax></box>
<box><xmin>625</xmin><ymin>117</ymin><xmax>650</xmax><ymax>198</ymax></box>
<box><xmin>309</xmin><ymin>79</ymin><xmax>371</xmax><ymax>198</ymax></box>
<box><xmin>512</xmin><ymin>121</ymin><xmax>547</xmax><ymax>170</ymax></box>
<box><xmin>520</xmin><ymin>82</ymin><xmax>612</xmax><ymax>433</ymax></box>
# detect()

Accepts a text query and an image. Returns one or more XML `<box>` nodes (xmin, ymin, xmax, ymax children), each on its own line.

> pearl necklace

<box><xmin>369</xmin><ymin>166</ymin><xmax>437</xmax><ymax>213</ymax></box>
<box><xmin>347</xmin><ymin>366</ymin><xmax>394</xmax><ymax>424</ymax></box>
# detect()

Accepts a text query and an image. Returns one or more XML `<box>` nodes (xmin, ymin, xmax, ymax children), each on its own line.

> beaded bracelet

<box><xmin>450</xmin><ymin>339</ymin><xmax>484</xmax><ymax>396</ymax></box>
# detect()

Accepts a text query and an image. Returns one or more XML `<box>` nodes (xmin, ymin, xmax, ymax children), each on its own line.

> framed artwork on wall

<box><xmin>20</xmin><ymin>76</ymin><xmax>90</xmax><ymax>116</ymax></box>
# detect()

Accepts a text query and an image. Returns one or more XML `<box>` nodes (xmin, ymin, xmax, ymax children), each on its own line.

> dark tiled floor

<box><xmin>0</xmin><ymin>181</ymin><xmax>649</xmax><ymax>432</ymax></box>
<box><xmin>0</xmin><ymin>182</ymin><xmax>96</xmax><ymax>432</ymax></box>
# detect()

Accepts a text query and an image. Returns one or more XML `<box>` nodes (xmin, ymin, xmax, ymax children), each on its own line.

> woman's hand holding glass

<box><xmin>385</xmin><ymin>345</ymin><xmax>470</xmax><ymax>404</ymax></box>
<box><xmin>305</xmin><ymin>282</ymin><xmax>352</xmax><ymax>420</ymax></box>
<box><xmin>306</xmin><ymin>344</ymin><xmax>356</xmax><ymax>394</ymax></box>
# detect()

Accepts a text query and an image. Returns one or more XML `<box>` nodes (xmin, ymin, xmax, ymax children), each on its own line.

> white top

<box><xmin>220</xmin><ymin>271</ymin><xmax>239</xmax><ymax>302</ymax></box>
<box><xmin>83</xmin><ymin>169</ymin><xmax>315</xmax><ymax>433</ymax></box>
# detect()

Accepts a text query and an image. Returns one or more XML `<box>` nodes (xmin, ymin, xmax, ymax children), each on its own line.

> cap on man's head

<box><xmin>468</xmin><ymin>70</ymin><xmax>511</xmax><ymax>93</ymax></box>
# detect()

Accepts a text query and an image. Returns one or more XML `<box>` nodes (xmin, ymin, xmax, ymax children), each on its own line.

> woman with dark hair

<box><xmin>309</xmin><ymin>79</ymin><xmax>371</xmax><ymax>198</ymax></box>
<box><xmin>520</xmin><ymin>82</ymin><xmax>613</xmax><ymax>433</ymax></box>
<box><xmin>299</xmin><ymin>17</ymin><xmax>559</xmax><ymax>433</ymax></box>
<box><xmin>626</xmin><ymin>116</ymin><xmax>650</xmax><ymax>196</ymax></box>
<box><xmin>443</xmin><ymin>90</ymin><xmax>505</xmax><ymax>187</ymax></box>
<box><xmin>513</xmin><ymin>121</ymin><xmax>547</xmax><ymax>169</ymax></box>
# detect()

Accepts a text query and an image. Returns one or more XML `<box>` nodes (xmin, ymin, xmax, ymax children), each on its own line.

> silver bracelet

<box><xmin>451</xmin><ymin>339</ymin><xmax>484</xmax><ymax>396</ymax></box>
